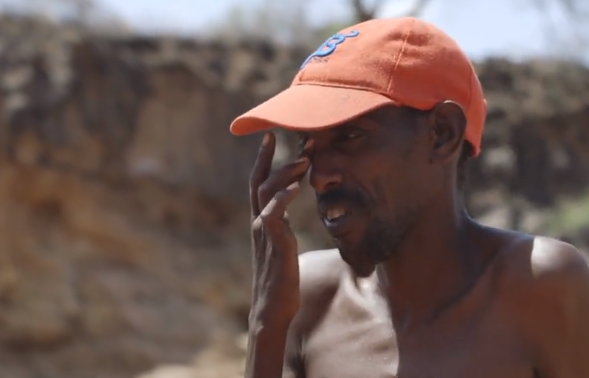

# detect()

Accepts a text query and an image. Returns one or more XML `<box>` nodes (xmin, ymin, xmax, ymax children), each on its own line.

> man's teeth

<box><xmin>326</xmin><ymin>208</ymin><xmax>346</xmax><ymax>221</ymax></box>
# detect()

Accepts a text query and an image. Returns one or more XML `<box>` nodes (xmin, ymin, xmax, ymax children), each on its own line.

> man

<box><xmin>229</xmin><ymin>17</ymin><xmax>589</xmax><ymax>378</ymax></box>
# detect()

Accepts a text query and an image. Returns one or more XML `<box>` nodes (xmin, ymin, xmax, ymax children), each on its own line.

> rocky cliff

<box><xmin>0</xmin><ymin>15</ymin><xmax>588</xmax><ymax>378</ymax></box>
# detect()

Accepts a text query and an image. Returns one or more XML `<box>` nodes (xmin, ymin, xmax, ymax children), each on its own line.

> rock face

<box><xmin>0</xmin><ymin>15</ymin><xmax>588</xmax><ymax>378</ymax></box>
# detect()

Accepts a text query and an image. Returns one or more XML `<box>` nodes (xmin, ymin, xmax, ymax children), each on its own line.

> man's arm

<box><xmin>522</xmin><ymin>238</ymin><xmax>589</xmax><ymax>378</ymax></box>
<box><xmin>245</xmin><ymin>321</ymin><xmax>302</xmax><ymax>378</ymax></box>
<box><xmin>245</xmin><ymin>249</ymin><xmax>342</xmax><ymax>378</ymax></box>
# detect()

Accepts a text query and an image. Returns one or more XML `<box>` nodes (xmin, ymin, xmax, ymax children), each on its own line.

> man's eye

<box><xmin>298</xmin><ymin>137</ymin><xmax>309</xmax><ymax>151</ymax></box>
<box><xmin>336</xmin><ymin>130</ymin><xmax>363</xmax><ymax>142</ymax></box>
<box><xmin>345</xmin><ymin>132</ymin><xmax>361</xmax><ymax>139</ymax></box>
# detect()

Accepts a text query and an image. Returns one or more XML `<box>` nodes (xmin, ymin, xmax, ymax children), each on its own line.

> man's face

<box><xmin>299</xmin><ymin>106</ymin><xmax>438</xmax><ymax>275</ymax></box>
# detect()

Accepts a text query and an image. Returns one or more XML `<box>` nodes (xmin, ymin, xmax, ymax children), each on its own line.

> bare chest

<box><xmin>301</xmin><ymin>307</ymin><xmax>534</xmax><ymax>378</ymax></box>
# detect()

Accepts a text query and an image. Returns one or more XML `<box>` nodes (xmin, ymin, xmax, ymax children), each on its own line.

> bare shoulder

<box><xmin>298</xmin><ymin>248</ymin><xmax>346</xmax><ymax>294</ymax></box>
<box><xmin>492</xmin><ymin>232</ymin><xmax>589</xmax><ymax>335</ymax></box>
<box><xmin>528</xmin><ymin>236</ymin><xmax>589</xmax><ymax>283</ymax></box>
<box><xmin>522</xmin><ymin>236</ymin><xmax>589</xmax><ymax>309</ymax></box>
<box><xmin>291</xmin><ymin>249</ymin><xmax>346</xmax><ymax>335</ymax></box>
<box><xmin>280</xmin><ymin>249</ymin><xmax>346</xmax><ymax>378</ymax></box>
<box><xmin>497</xmin><ymin>234</ymin><xmax>589</xmax><ymax>297</ymax></box>
<box><xmin>298</xmin><ymin>248</ymin><xmax>346</xmax><ymax>309</ymax></box>
<box><xmin>493</xmin><ymin>233</ymin><xmax>589</xmax><ymax>373</ymax></box>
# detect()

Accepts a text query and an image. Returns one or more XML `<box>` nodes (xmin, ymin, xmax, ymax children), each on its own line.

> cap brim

<box><xmin>229</xmin><ymin>84</ymin><xmax>394</xmax><ymax>135</ymax></box>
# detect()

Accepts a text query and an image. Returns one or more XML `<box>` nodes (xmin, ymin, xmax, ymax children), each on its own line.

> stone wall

<box><xmin>0</xmin><ymin>16</ymin><xmax>589</xmax><ymax>378</ymax></box>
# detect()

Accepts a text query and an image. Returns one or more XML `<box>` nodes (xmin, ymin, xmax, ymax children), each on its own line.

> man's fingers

<box><xmin>249</xmin><ymin>133</ymin><xmax>275</xmax><ymax>218</ymax></box>
<box><xmin>299</xmin><ymin>139</ymin><xmax>315</xmax><ymax>159</ymax></box>
<box><xmin>259</xmin><ymin>181</ymin><xmax>302</xmax><ymax>226</ymax></box>
<box><xmin>258</xmin><ymin>157</ymin><xmax>309</xmax><ymax>211</ymax></box>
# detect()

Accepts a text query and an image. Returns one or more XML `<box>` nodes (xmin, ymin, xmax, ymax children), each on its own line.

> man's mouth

<box><xmin>321</xmin><ymin>207</ymin><xmax>354</xmax><ymax>237</ymax></box>
<box><xmin>317</xmin><ymin>188</ymin><xmax>365</xmax><ymax>237</ymax></box>
<box><xmin>325</xmin><ymin>207</ymin><xmax>348</xmax><ymax>222</ymax></box>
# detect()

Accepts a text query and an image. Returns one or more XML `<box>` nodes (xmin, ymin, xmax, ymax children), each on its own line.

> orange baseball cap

<box><xmin>229</xmin><ymin>17</ymin><xmax>487</xmax><ymax>156</ymax></box>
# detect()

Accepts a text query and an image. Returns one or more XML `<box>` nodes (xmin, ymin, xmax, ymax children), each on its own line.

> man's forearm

<box><xmin>245</xmin><ymin>321</ymin><xmax>291</xmax><ymax>378</ymax></box>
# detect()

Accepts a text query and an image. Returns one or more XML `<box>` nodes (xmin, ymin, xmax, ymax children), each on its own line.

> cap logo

<box><xmin>300</xmin><ymin>30</ymin><xmax>359</xmax><ymax>69</ymax></box>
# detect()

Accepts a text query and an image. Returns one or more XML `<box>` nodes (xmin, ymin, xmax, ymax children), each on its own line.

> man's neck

<box><xmin>374</xmin><ymin>198</ymin><xmax>485</xmax><ymax>332</ymax></box>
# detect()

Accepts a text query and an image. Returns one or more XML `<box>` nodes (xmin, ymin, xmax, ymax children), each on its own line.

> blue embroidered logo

<box><xmin>300</xmin><ymin>30</ymin><xmax>360</xmax><ymax>69</ymax></box>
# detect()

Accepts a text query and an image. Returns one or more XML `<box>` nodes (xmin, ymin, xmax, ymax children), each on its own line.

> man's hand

<box><xmin>244</xmin><ymin>132</ymin><xmax>312</xmax><ymax>378</ymax></box>
<box><xmin>248</xmin><ymin>132</ymin><xmax>311</xmax><ymax>328</ymax></box>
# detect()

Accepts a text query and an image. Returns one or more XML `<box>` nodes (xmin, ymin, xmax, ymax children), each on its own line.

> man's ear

<box><xmin>427</xmin><ymin>101</ymin><xmax>467</xmax><ymax>163</ymax></box>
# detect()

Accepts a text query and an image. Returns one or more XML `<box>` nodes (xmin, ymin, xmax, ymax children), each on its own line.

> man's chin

<box><xmin>351</xmin><ymin>263</ymin><xmax>376</xmax><ymax>278</ymax></box>
<box><xmin>337</xmin><ymin>247</ymin><xmax>375</xmax><ymax>278</ymax></box>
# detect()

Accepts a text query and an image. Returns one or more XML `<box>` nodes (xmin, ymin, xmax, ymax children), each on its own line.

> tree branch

<box><xmin>348</xmin><ymin>0</ymin><xmax>434</xmax><ymax>22</ymax></box>
<box><xmin>402</xmin><ymin>0</ymin><xmax>434</xmax><ymax>18</ymax></box>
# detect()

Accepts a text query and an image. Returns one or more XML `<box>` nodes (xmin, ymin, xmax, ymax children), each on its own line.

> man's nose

<box><xmin>309</xmin><ymin>157</ymin><xmax>343</xmax><ymax>195</ymax></box>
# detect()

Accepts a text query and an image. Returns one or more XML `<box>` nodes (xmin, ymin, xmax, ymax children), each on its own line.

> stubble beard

<box><xmin>338</xmin><ymin>209</ymin><xmax>420</xmax><ymax>276</ymax></box>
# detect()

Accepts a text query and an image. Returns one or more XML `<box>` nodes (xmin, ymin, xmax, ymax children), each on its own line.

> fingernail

<box><xmin>295</xmin><ymin>157</ymin><xmax>310</xmax><ymax>165</ymax></box>
<box><xmin>262</xmin><ymin>133</ymin><xmax>271</xmax><ymax>146</ymax></box>
<box><xmin>301</xmin><ymin>140</ymin><xmax>315</xmax><ymax>156</ymax></box>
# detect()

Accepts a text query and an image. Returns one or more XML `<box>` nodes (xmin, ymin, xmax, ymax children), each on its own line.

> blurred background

<box><xmin>0</xmin><ymin>0</ymin><xmax>588</xmax><ymax>377</ymax></box>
